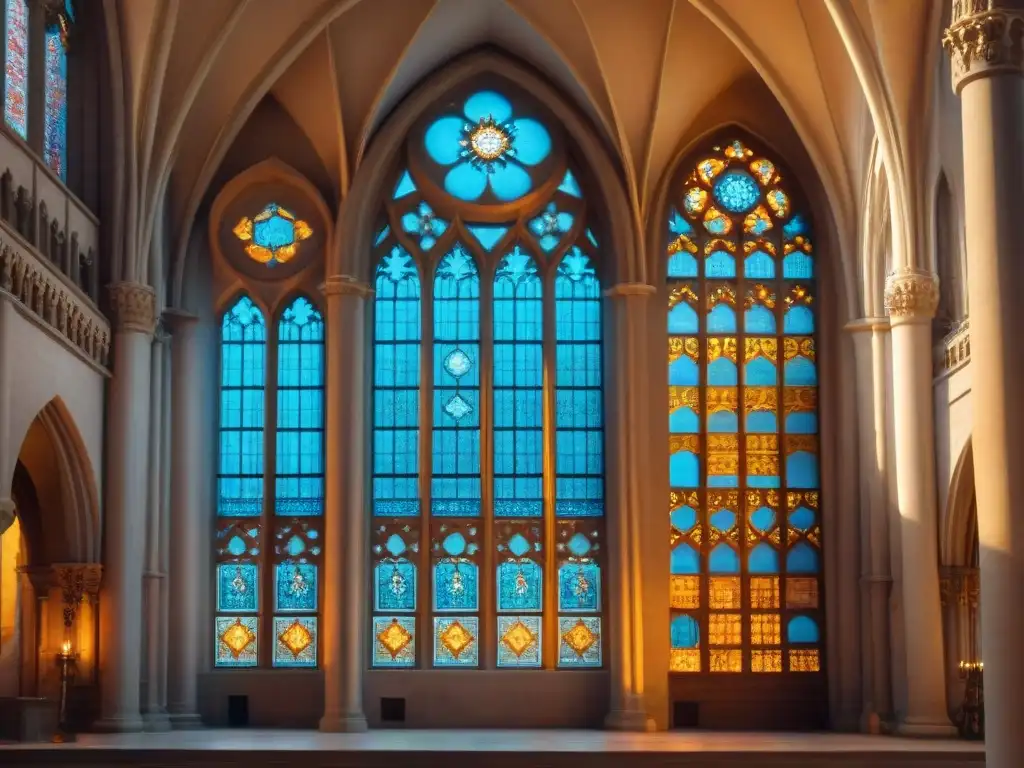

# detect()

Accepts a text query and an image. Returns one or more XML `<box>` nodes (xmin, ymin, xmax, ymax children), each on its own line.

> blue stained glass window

<box><xmin>219</xmin><ymin>296</ymin><xmax>265</xmax><ymax>517</ymax></box>
<box><xmin>713</xmin><ymin>171</ymin><xmax>759</xmax><ymax>213</ymax></box>
<box><xmin>434</xmin><ymin>616</ymin><xmax>480</xmax><ymax>667</ymax></box>
<box><xmin>373</xmin><ymin>246</ymin><xmax>421</xmax><ymax>517</ymax></box>
<box><xmin>375</xmin><ymin>559</ymin><xmax>417</xmax><ymax>612</ymax></box>
<box><xmin>43</xmin><ymin>25</ymin><xmax>67</xmax><ymax>179</ymax></box>
<box><xmin>528</xmin><ymin>202</ymin><xmax>573</xmax><ymax>252</ymax></box>
<box><xmin>401</xmin><ymin>200</ymin><xmax>448</xmax><ymax>251</ymax></box>
<box><xmin>497</xmin><ymin>560</ymin><xmax>543</xmax><ymax>611</ymax></box>
<box><xmin>275</xmin><ymin>297</ymin><xmax>324</xmax><ymax>516</ymax></box>
<box><xmin>4</xmin><ymin>0</ymin><xmax>29</xmax><ymax>138</ymax></box>
<box><xmin>432</xmin><ymin>245</ymin><xmax>481</xmax><ymax>515</ymax></box>
<box><xmin>493</xmin><ymin>247</ymin><xmax>543</xmax><ymax>517</ymax></box>
<box><xmin>555</xmin><ymin>248</ymin><xmax>604</xmax><ymax>517</ymax></box>
<box><xmin>217</xmin><ymin>564</ymin><xmax>258</xmax><ymax>613</ymax></box>
<box><xmin>558</xmin><ymin>561</ymin><xmax>600</xmax><ymax>612</ymax></box>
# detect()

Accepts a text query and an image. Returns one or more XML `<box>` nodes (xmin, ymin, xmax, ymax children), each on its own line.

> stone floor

<box><xmin>0</xmin><ymin>728</ymin><xmax>988</xmax><ymax>767</ymax></box>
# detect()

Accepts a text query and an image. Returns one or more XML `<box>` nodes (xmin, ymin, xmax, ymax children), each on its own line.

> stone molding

<box><xmin>0</xmin><ymin>237</ymin><xmax>110</xmax><ymax>367</ymax></box>
<box><xmin>935</xmin><ymin>317</ymin><xmax>971</xmax><ymax>375</ymax></box>
<box><xmin>108</xmin><ymin>281</ymin><xmax>157</xmax><ymax>335</ymax></box>
<box><xmin>321</xmin><ymin>274</ymin><xmax>373</xmax><ymax>298</ymax></box>
<box><xmin>944</xmin><ymin>1</ymin><xmax>1024</xmax><ymax>93</ymax></box>
<box><xmin>884</xmin><ymin>268</ymin><xmax>939</xmax><ymax>319</ymax></box>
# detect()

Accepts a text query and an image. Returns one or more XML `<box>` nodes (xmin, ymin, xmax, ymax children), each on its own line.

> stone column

<box><xmin>164</xmin><ymin>310</ymin><xmax>204</xmax><ymax>728</ymax></box>
<box><xmin>95</xmin><ymin>282</ymin><xmax>155</xmax><ymax>732</ymax></box>
<box><xmin>845</xmin><ymin>318</ymin><xmax>893</xmax><ymax>732</ymax></box>
<box><xmin>142</xmin><ymin>323</ymin><xmax>170</xmax><ymax>731</ymax></box>
<box><xmin>883</xmin><ymin>270</ymin><xmax>954</xmax><ymax>736</ymax></box>
<box><xmin>319</xmin><ymin>276</ymin><xmax>370</xmax><ymax>733</ymax></box>
<box><xmin>944</xmin><ymin>5</ymin><xmax>1024</xmax><ymax>761</ymax></box>
<box><xmin>602</xmin><ymin>283</ymin><xmax>656</xmax><ymax>732</ymax></box>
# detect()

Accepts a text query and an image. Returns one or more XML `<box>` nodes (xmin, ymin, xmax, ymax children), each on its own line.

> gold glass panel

<box><xmin>709</xmin><ymin>649</ymin><xmax>742</xmax><ymax>672</ymax></box>
<box><xmin>708</xmin><ymin>576</ymin><xmax>740</xmax><ymax>609</ymax></box>
<box><xmin>789</xmin><ymin>649</ymin><xmax>821</xmax><ymax>672</ymax></box>
<box><xmin>749</xmin><ymin>576</ymin><xmax>780</xmax><ymax>609</ymax></box>
<box><xmin>709</xmin><ymin>613</ymin><xmax>742</xmax><ymax>646</ymax></box>
<box><xmin>707</xmin><ymin>283</ymin><xmax>736</xmax><ymax>309</ymax></box>
<box><xmin>669</xmin><ymin>386</ymin><xmax>700</xmax><ymax>415</ymax></box>
<box><xmin>786</xmin><ymin>578</ymin><xmax>819</xmax><ymax>609</ymax></box>
<box><xmin>744</xmin><ymin>283</ymin><xmax>776</xmax><ymax>310</ymax></box>
<box><xmin>744</xmin><ymin>387</ymin><xmax>777</xmax><ymax>414</ymax></box>
<box><xmin>744</xmin><ymin>337</ymin><xmax>778</xmax><ymax>365</ymax></box>
<box><xmin>749</xmin><ymin>613</ymin><xmax>780</xmax><ymax>645</ymax></box>
<box><xmin>766</xmin><ymin>188</ymin><xmax>790</xmax><ymax>218</ymax></box>
<box><xmin>706</xmin><ymin>388</ymin><xmax>737</xmax><ymax>417</ymax></box>
<box><xmin>707</xmin><ymin>435</ymin><xmax>738</xmax><ymax>478</ymax></box>
<box><xmin>783</xmin><ymin>337</ymin><xmax>816</xmax><ymax>362</ymax></box>
<box><xmin>749</xmin><ymin>158</ymin><xmax>776</xmax><ymax>185</ymax></box>
<box><xmin>743</xmin><ymin>205</ymin><xmax>773</xmax><ymax>235</ymax></box>
<box><xmin>751</xmin><ymin>649</ymin><xmax>783</xmax><ymax>673</ymax></box>
<box><xmin>783</xmin><ymin>387</ymin><xmax>817</xmax><ymax>415</ymax></box>
<box><xmin>697</xmin><ymin>157</ymin><xmax>726</xmax><ymax>184</ymax></box>
<box><xmin>669</xmin><ymin>234</ymin><xmax>698</xmax><ymax>255</ymax></box>
<box><xmin>669</xmin><ymin>336</ymin><xmax>700</xmax><ymax>364</ymax></box>
<box><xmin>707</xmin><ymin>337</ymin><xmax>738</xmax><ymax>364</ymax></box>
<box><xmin>785</xmin><ymin>434</ymin><xmax>818</xmax><ymax>457</ymax></box>
<box><xmin>786</xmin><ymin>284</ymin><xmax>814</xmax><ymax>308</ymax></box>
<box><xmin>784</xmin><ymin>235</ymin><xmax>814</xmax><ymax>254</ymax></box>
<box><xmin>669</xmin><ymin>283</ymin><xmax>699</xmax><ymax>310</ymax></box>
<box><xmin>670</xmin><ymin>575</ymin><xmax>701</xmax><ymax>610</ymax></box>
<box><xmin>684</xmin><ymin>187</ymin><xmax>708</xmax><ymax>215</ymax></box>
<box><xmin>670</xmin><ymin>648</ymin><xmax>701</xmax><ymax>673</ymax></box>
<box><xmin>670</xmin><ymin>434</ymin><xmax>700</xmax><ymax>457</ymax></box>
<box><xmin>746</xmin><ymin>434</ymin><xmax>780</xmax><ymax>477</ymax></box>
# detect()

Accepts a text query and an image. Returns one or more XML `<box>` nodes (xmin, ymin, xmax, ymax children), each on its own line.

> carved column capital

<box><xmin>884</xmin><ymin>268</ymin><xmax>939</xmax><ymax>320</ymax></box>
<box><xmin>944</xmin><ymin>1</ymin><xmax>1024</xmax><ymax>93</ymax></box>
<box><xmin>321</xmin><ymin>275</ymin><xmax>373</xmax><ymax>299</ymax></box>
<box><xmin>108</xmin><ymin>282</ymin><xmax>157</xmax><ymax>335</ymax></box>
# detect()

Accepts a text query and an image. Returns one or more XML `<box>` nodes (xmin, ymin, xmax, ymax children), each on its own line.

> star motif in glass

<box><xmin>500</xmin><ymin>619</ymin><xmax>537</xmax><ymax>658</ymax></box>
<box><xmin>562</xmin><ymin>618</ymin><xmax>598</xmax><ymax>657</ymax></box>
<box><xmin>277</xmin><ymin>619</ymin><xmax>313</xmax><ymax>658</ymax></box>
<box><xmin>377</xmin><ymin>619</ymin><xmax>413</xmax><ymax>659</ymax></box>
<box><xmin>439</xmin><ymin>619</ymin><xmax>475</xmax><ymax>659</ymax></box>
<box><xmin>220</xmin><ymin>618</ymin><xmax>257</xmax><ymax>659</ymax></box>
<box><xmin>232</xmin><ymin>203</ymin><xmax>313</xmax><ymax>266</ymax></box>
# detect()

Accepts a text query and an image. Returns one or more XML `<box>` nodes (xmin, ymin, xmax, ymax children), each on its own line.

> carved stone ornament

<box><xmin>884</xmin><ymin>268</ymin><xmax>939</xmax><ymax>319</ymax></box>
<box><xmin>0</xmin><ymin>241</ymin><xmax>111</xmax><ymax>367</ymax></box>
<box><xmin>944</xmin><ymin>1</ymin><xmax>1024</xmax><ymax>93</ymax></box>
<box><xmin>321</xmin><ymin>274</ymin><xmax>373</xmax><ymax>298</ymax></box>
<box><xmin>108</xmin><ymin>282</ymin><xmax>157</xmax><ymax>334</ymax></box>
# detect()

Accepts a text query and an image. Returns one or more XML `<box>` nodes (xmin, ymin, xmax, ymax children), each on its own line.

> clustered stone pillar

<box><xmin>96</xmin><ymin>282</ymin><xmax>155</xmax><ymax>732</ymax></box>
<box><xmin>944</xmin><ymin>3</ymin><xmax>1024</xmax><ymax>763</ymax></box>
<box><xmin>165</xmin><ymin>310</ymin><xmax>205</xmax><ymax>728</ymax></box>
<box><xmin>883</xmin><ymin>269</ymin><xmax>954</xmax><ymax>736</ymax></box>
<box><xmin>845</xmin><ymin>317</ymin><xmax>893</xmax><ymax>732</ymax></box>
<box><xmin>603</xmin><ymin>283</ymin><xmax>656</xmax><ymax>732</ymax></box>
<box><xmin>319</xmin><ymin>275</ymin><xmax>371</xmax><ymax>733</ymax></box>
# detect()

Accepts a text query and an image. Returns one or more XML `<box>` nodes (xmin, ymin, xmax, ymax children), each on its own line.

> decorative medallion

<box><xmin>439</xmin><ymin>619</ymin><xmax>475</xmax><ymax>659</ymax></box>
<box><xmin>501</xmin><ymin>619</ymin><xmax>537</xmax><ymax>658</ymax></box>
<box><xmin>562</xmin><ymin>618</ymin><xmax>598</xmax><ymax>657</ymax></box>
<box><xmin>377</xmin><ymin>619</ymin><xmax>413</xmax><ymax>660</ymax></box>
<box><xmin>220</xmin><ymin>619</ymin><xmax>257</xmax><ymax>659</ymax></box>
<box><xmin>713</xmin><ymin>171</ymin><xmax>760</xmax><ymax>214</ymax></box>
<box><xmin>462</xmin><ymin>116</ymin><xmax>515</xmax><ymax>170</ymax></box>
<box><xmin>278</xmin><ymin>619</ymin><xmax>314</xmax><ymax>658</ymax></box>
<box><xmin>443</xmin><ymin>393</ymin><xmax>473</xmax><ymax>422</ymax></box>
<box><xmin>444</xmin><ymin>348</ymin><xmax>473</xmax><ymax>379</ymax></box>
<box><xmin>232</xmin><ymin>202</ymin><xmax>313</xmax><ymax>266</ymax></box>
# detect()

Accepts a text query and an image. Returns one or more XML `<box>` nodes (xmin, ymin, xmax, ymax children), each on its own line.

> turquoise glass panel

<box><xmin>745</xmin><ymin>250</ymin><xmax>775</xmax><ymax>279</ymax></box>
<box><xmin>494</xmin><ymin>247</ymin><xmax>543</xmax><ymax>517</ymax></box>
<box><xmin>669</xmin><ymin>407</ymin><xmax>698</xmax><ymax>434</ymax></box>
<box><xmin>783</xmin><ymin>252</ymin><xmax>814</xmax><ymax>279</ymax></box>
<box><xmin>670</xmin><ymin>452</ymin><xmax>699</xmax><ymax>488</ymax></box>
<box><xmin>788</xmin><ymin>616</ymin><xmax>819</xmax><ymax>643</ymax></box>
<box><xmin>668</xmin><ymin>250</ymin><xmax>699</xmax><ymax>278</ymax></box>
<box><xmin>43</xmin><ymin>26</ymin><xmax>67</xmax><ymax>178</ymax></box>
<box><xmin>787</xmin><ymin>542</ymin><xmax>819</xmax><ymax>573</ymax></box>
<box><xmin>745</xmin><ymin>305</ymin><xmax>776</xmax><ymax>333</ymax></box>
<box><xmin>217</xmin><ymin>564</ymin><xmax>258</xmax><ymax>612</ymax></box>
<box><xmin>669</xmin><ymin>302</ymin><xmax>699</xmax><ymax>333</ymax></box>
<box><xmin>787</xmin><ymin>452</ymin><xmax>819</xmax><ymax>488</ymax></box>
<box><xmin>713</xmin><ymin>171</ymin><xmax>759</xmax><ymax>213</ymax></box>
<box><xmin>707</xmin><ymin>304</ymin><xmax>736</xmax><ymax>333</ymax></box>
<box><xmin>433</xmin><ymin>560</ymin><xmax>479</xmax><ymax>612</ymax></box>
<box><xmin>4</xmin><ymin>0</ymin><xmax>29</xmax><ymax>138</ymax></box>
<box><xmin>274</xmin><ymin>562</ymin><xmax>317</xmax><ymax>612</ymax></box>
<box><xmin>705</xmin><ymin>250</ymin><xmax>735</xmax><ymax>278</ymax></box>
<box><xmin>431</xmin><ymin>246</ymin><xmax>481</xmax><ymax>516</ymax></box>
<box><xmin>747</xmin><ymin>543</ymin><xmax>779</xmax><ymax>574</ymax></box>
<box><xmin>671</xmin><ymin>615</ymin><xmax>700</xmax><ymax>648</ymax></box>
<box><xmin>745</xmin><ymin>357</ymin><xmax>777</xmax><ymax>385</ymax></box>
<box><xmin>669</xmin><ymin>354</ymin><xmax>699</xmax><ymax>385</ymax></box>
<box><xmin>708</xmin><ymin>543</ymin><xmax>740</xmax><ymax>573</ymax></box>
<box><xmin>707</xmin><ymin>357</ymin><xmax>737</xmax><ymax>385</ymax></box>
<box><xmin>558</xmin><ymin>561</ymin><xmax>600</xmax><ymax>612</ymax></box>
<box><xmin>276</xmin><ymin>297</ymin><xmax>324</xmax><ymax>516</ymax></box>
<box><xmin>375</xmin><ymin>559</ymin><xmax>416</xmax><ymax>612</ymax></box>
<box><xmin>671</xmin><ymin>544</ymin><xmax>700</xmax><ymax>574</ymax></box>
<box><xmin>497</xmin><ymin>560</ymin><xmax>542</xmax><ymax>611</ymax></box>
<box><xmin>784</xmin><ymin>305</ymin><xmax>815</xmax><ymax>334</ymax></box>
<box><xmin>555</xmin><ymin>249</ymin><xmax>604</xmax><ymax>518</ymax></box>
<box><xmin>747</xmin><ymin>411</ymin><xmax>777</xmax><ymax>432</ymax></box>
<box><xmin>218</xmin><ymin>296</ymin><xmax>265</xmax><ymax>517</ymax></box>
<box><xmin>373</xmin><ymin>246</ymin><xmax>421</xmax><ymax>517</ymax></box>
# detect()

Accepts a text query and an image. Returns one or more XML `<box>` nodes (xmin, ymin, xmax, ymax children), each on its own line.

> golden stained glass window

<box><xmin>233</xmin><ymin>203</ymin><xmax>313</xmax><ymax>266</ymax></box>
<box><xmin>666</xmin><ymin>138</ymin><xmax>822</xmax><ymax>687</ymax></box>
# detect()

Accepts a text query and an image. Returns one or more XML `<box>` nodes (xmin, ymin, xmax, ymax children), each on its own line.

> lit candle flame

<box><xmin>61</xmin><ymin>640</ymin><xmax>72</xmax><ymax>656</ymax></box>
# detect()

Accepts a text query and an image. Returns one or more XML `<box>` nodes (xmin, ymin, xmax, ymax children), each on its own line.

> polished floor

<box><xmin>0</xmin><ymin>729</ymin><xmax>986</xmax><ymax>768</ymax></box>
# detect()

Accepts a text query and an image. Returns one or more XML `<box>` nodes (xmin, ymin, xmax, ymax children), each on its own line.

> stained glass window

<box><xmin>275</xmin><ymin>297</ymin><xmax>324</xmax><ymax>516</ymax></box>
<box><xmin>43</xmin><ymin>23</ymin><xmax>67</xmax><ymax>178</ymax></box>
<box><xmin>216</xmin><ymin>294</ymin><xmax>322</xmax><ymax>668</ymax></box>
<box><xmin>219</xmin><ymin>296</ymin><xmax>265</xmax><ymax>517</ymax></box>
<box><xmin>666</xmin><ymin>139</ymin><xmax>822</xmax><ymax>682</ymax></box>
<box><xmin>233</xmin><ymin>203</ymin><xmax>313</xmax><ymax>267</ymax></box>
<box><xmin>4</xmin><ymin>0</ymin><xmax>28</xmax><ymax>138</ymax></box>
<box><xmin>370</xmin><ymin>89</ymin><xmax>605</xmax><ymax>670</ymax></box>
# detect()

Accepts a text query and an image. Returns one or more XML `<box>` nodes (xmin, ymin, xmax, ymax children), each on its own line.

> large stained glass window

<box><xmin>43</xmin><ymin>21</ymin><xmax>68</xmax><ymax>179</ymax></box>
<box><xmin>666</xmin><ymin>140</ymin><xmax>822</xmax><ymax>682</ymax></box>
<box><xmin>216</xmin><ymin>293</ymin><xmax>324</xmax><ymax>669</ymax></box>
<box><xmin>370</xmin><ymin>87</ymin><xmax>605</xmax><ymax>670</ymax></box>
<box><xmin>4</xmin><ymin>0</ymin><xmax>29</xmax><ymax>138</ymax></box>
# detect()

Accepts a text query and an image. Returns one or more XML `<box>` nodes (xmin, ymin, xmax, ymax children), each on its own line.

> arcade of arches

<box><xmin>0</xmin><ymin>0</ymin><xmax>1022</xmax><ymax>764</ymax></box>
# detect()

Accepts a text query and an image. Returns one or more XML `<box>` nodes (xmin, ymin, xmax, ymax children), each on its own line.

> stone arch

<box><xmin>338</xmin><ymin>48</ymin><xmax>637</xmax><ymax>287</ymax></box>
<box><xmin>8</xmin><ymin>397</ymin><xmax>101</xmax><ymax>564</ymax></box>
<box><xmin>942</xmin><ymin>437</ymin><xmax>977</xmax><ymax>569</ymax></box>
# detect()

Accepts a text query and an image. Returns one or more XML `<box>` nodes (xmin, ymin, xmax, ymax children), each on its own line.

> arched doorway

<box><xmin>939</xmin><ymin>439</ymin><xmax>980</xmax><ymax>718</ymax></box>
<box><xmin>0</xmin><ymin>399</ymin><xmax>101</xmax><ymax>722</ymax></box>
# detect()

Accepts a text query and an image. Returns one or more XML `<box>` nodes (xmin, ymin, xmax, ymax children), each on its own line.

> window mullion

<box><xmin>541</xmin><ymin>267</ymin><xmax>558</xmax><ymax>669</ymax></box>
<box><xmin>262</xmin><ymin>326</ymin><xmax>278</xmax><ymax>668</ymax></box>
<box><xmin>418</xmin><ymin>269</ymin><xmax>434</xmax><ymax>668</ymax></box>
<box><xmin>478</xmin><ymin>263</ymin><xmax>495</xmax><ymax>669</ymax></box>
